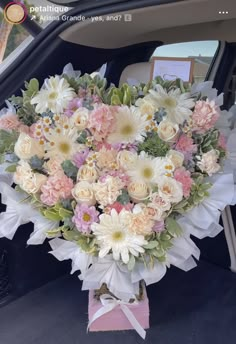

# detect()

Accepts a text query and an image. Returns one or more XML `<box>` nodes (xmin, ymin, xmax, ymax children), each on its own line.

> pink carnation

<box><xmin>174</xmin><ymin>167</ymin><xmax>193</xmax><ymax>198</ymax></box>
<box><xmin>88</xmin><ymin>105</ymin><xmax>116</xmax><ymax>141</ymax></box>
<box><xmin>218</xmin><ymin>133</ymin><xmax>227</xmax><ymax>150</ymax></box>
<box><xmin>192</xmin><ymin>99</ymin><xmax>220</xmax><ymax>133</ymax></box>
<box><xmin>175</xmin><ymin>134</ymin><xmax>197</xmax><ymax>156</ymax></box>
<box><xmin>106</xmin><ymin>202</ymin><xmax>133</xmax><ymax>214</ymax></box>
<box><xmin>40</xmin><ymin>173</ymin><xmax>74</xmax><ymax>206</ymax></box>
<box><xmin>0</xmin><ymin>114</ymin><xmax>20</xmax><ymax>131</ymax></box>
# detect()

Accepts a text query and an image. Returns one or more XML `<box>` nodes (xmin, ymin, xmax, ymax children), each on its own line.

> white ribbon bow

<box><xmin>87</xmin><ymin>294</ymin><xmax>146</xmax><ymax>339</ymax></box>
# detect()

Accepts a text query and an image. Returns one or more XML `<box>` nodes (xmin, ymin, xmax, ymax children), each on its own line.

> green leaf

<box><xmin>116</xmin><ymin>189</ymin><xmax>130</xmax><ymax>205</ymax></box>
<box><xmin>61</xmin><ymin>160</ymin><xmax>78</xmax><ymax>180</ymax></box>
<box><xmin>29</xmin><ymin>155</ymin><xmax>44</xmax><ymax>170</ymax></box>
<box><xmin>144</xmin><ymin>241</ymin><xmax>158</xmax><ymax>249</ymax></box>
<box><xmin>165</xmin><ymin>217</ymin><xmax>182</xmax><ymax>237</ymax></box>
<box><xmin>58</xmin><ymin>207</ymin><xmax>73</xmax><ymax>219</ymax></box>
<box><xmin>46</xmin><ymin>227</ymin><xmax>63</xmax><ymax>238</ymax></box>
<box><xmin>5</xmin><ymin>164</ymin><xmax>17</xmax><ymax>173</ymax></box>
<box><xmin>24</xmin><ymin>78</ymin><xmax>39</xmax><ymax>98</ymax></box>
<box><xmin>63</xmin><ymin>230</ymin><xmax>80</xmax><ymax>242</ymax></box>
<box><xmin>42</xmin><ymin>208</ymin><xmax>62</xmax><ymax>221</ymax></box>
<box><xmin>127</xmin><ymin>255</ymin><xmax>136</xmax><ymax>271</ymax></box>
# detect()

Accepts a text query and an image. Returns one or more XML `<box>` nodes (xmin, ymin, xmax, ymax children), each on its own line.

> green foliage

<box><xmin>77</xmin><ymin>130</ymin><xmax>88</xmax><ymax>144</ymax></box>
<box><xmin>42</xmin><ymin>203</ymin><xmax>73</xmax><ymax>222</ymax></box>
<box><xmin>29</xmin><ymin>155</ymin><xmax>44</xmax><ymax>171</ymax></box>
<box><xmin>138</xmin><ymin>132</ymin><xmax>170</xmax><ymax>157</ymax></box>
<box><xmin>63</xmin><ymin>73</ymin><xmax>107</xmax><ymax>98</ymax></box>
<box><xmin>63</xmin><ymin>229</ymin><xmax>98</xmax><ymax>255</ymax></box>
<box><xmin>127</xmin><ymin>255</ymin><xmax>136</xmax><ymax>271</ymax></box>
<box><xmin>165</xmin><ymin>217</ymin><xmax>183</xmax><ymax>237</ymax></box>
<box><xmin>0</xmin><ymin>129</ymin><xmax>18</xmax><ymax>156</ymax></box>
<box><xmin>116</xmin><ymin>189</ymin><xmax>130</xmax><ymax>205</ymax></box>
<box><xmin>61</xmin><ymin>160</ymin><xmax>78</xmax><ymax>181</ymax></box>
<box><xmin>5</xmin><ymin>164</ymin><xmax>17</xmax><ymax>173</ymax></box>
<box><xmin>195</xmin><ymin>129</ymin><xmax>220</xmax><ymax>154</ymax></box>
<box><xmin>104</xmin><ymin>83</ymin><xmax>138</xmax><ymax>105</ymax></box>
<box><xmin>9</xmin><ymin>78</ymin><xmax>40</xmax><ymax>125</ymax></box>
<box><xmin>173</xmin><ymin>175</ymin><xmax>212</xmax><ymax>214</ymax></box>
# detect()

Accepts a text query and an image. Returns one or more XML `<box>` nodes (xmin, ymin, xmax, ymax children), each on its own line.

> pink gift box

<box><xmin>88</xmin><ymin>288</ymin><xmax>150</xmax><ymax>332</ymax></box>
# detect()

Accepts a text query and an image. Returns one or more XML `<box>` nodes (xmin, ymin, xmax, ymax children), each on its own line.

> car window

<box><xmin>152</xmin><ymin>41</ymin><xmax>219</xmax><ymax>83</ymax></box>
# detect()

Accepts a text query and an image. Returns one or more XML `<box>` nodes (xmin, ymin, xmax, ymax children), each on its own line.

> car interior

<box><xmin>0</xmin><ymin>0</ymin><xmax>236</xmax><ymax>343</ymax></box>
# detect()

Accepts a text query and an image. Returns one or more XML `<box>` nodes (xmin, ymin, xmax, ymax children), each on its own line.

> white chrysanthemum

<box><xmin>31</xmin><ymin>76</ymin><xmax>76</xmax><ymax>114</ymax></box>
<box><xmin>107</xmin><ymin>106</ymin><xmax>149</xmax><ymax>144</ymax></box>
<box><xmin>148</xmin><ymin>85</ymin><xmax>195</xmax><ymax>124</ymax></box>
<box><xmin>45</xmin><ymin>128</ymin><xmax>83</xmax><ymax>160</ymax></box>
<box><xmin>127</xmin><ymin>151</ymin><xmax>174</xmax><ymax>184</ymax></box>
<box><xmin>91</xmin><ymin>209</ymin><xmax>147</xmax><ymax>264</ymax></box>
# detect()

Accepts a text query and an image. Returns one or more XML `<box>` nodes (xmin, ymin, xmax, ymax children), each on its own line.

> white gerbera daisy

<box><xmin>127</xmin><ymin>151</ymin><xmax>174</xmax><ymax>184</ymax></box>
<box><xmin>107</xmin><ymin>106</ymin><xmax>149</xmax><ymax>144</ymax></box>
<box><xmin>31</xmin><ymin>76</ymin><xmax>76</xmax><ymax>114</ymax></box>
<box><xmin>91</xmin><ymin>209</ymin><xmax>147</xmax><ymax>264</ymax></box>
<box><xmin>44</xmin><ymin>128</ymin><xmax>83</xmax><ymax>160</ymax></box>
<box><xmin>149</xmin><ymin>85</ymin><xmax>195</xmax><ymax>124</ymax></box>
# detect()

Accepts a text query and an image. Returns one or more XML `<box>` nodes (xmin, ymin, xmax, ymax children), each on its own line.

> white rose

<box><xmin>117</xmin><ymin>150</ymin><xmax>138</xmax><ymax>170</ymax></box>
<box><xmin>128</xmin><ymin>181</ymin><xmax>150</xmax><ymax>203</ymax></box>
<box><xmin>14</xmin><ymin>133</ymin><xmax>44</xmax><ymax>160</ymax></box>
<box><xmin>167</xmin><ymin>150</ymin><xmax>184</xmax><ymax>169</ymax></box>
<box><xmin>72</xmin><ymin>181</ymin><xmax>96</xmax><ymax>206</ymax></box>
<box><xmin>158</xmin><ymin>176</ymin><xmax>183</xmax><ymax>203</ymax></box>
<box><xmin>158</xmin><ymin>120</ymin><xmax>179</xmax><ymax>142</ymax></box>
<box><xmin>14</xmin><ymin>161</ymin><xmax>32</xmax><ymax>184</ymax></box>
<box><xmin>197</xmin><ymin>149</ymin><xmax>221</xmax><ymax>176</ymax></box>
<box><xmin>70</xmin><ymin>108</ymin><xmax>89</xmax><ymax>130</ymax></box>
<box><xmin>21</xmin><ymin>173</ymin><xmax>47</xmax><ymax>194</ymax></box>
<box><xmin>77</xmin><ymin>165</ymin><xmax>98</xmax><ymax>183</ymax></box>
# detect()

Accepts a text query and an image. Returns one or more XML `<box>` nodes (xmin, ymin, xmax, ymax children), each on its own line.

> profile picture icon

<box><xmin>4</xmin><ymin>2</ymin><xmax>27</xmax><ymax>25</ymax></box>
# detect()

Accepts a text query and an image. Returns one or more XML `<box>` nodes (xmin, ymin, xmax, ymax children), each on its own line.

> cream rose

<box><xmin>117</xmin><ymin>150</ymin><xmax>138</xmax><ymax>171</ymax></box>
<box><xmin>158</xmin><ymin>176</ymin><xmax>183</xmax><ymax>203</ymax></box>
<box><xmin>43</xmin><ymin>157</ymin><xmax>64</xmax><ymax>175</ymax></box>
<box><xmin>14</xmin><ymin>161</ymin><xmax>32</xmax><ymax>184</ymax></box>
<box><xmin>70</xmin><ymin>108</ymin><xmax>89</xmax><ymax>131</ymax></box>
<box><xmin>72</xmin><ymin>181</ymin><xmax>96</xmax><ymax>206</ymax></box>
<box><xmin>149</xmin><ymin>192</ymin><xmax>171</xmax><ymax>212</ymax></box>
<box><xmin>158</xmin><ymin>120</ymin><xmax>179</xmax><ymax>142</ymax></box>
<box><xmin>167</xmin><ymin>150</ymin><xmax>184</xmax><ymax>169</ymax></box>
<box><xmin>14</xmin><ymin>133</ymin><xmax>44</xmax><ymax>160</ymax></box>
<box><xmin>21</xmin><ymin>173</ymin><xmax>47</xmax><ymax>194</ymax></box>
<box><xmin>77</xmin><ymin>165</ymin><xmax>98</xmax><ymax>183</ymax></box>
<box><xmin>127</xmin><ymin>181</ymin><xmax>150</xmax><ymax>203</ymax></box>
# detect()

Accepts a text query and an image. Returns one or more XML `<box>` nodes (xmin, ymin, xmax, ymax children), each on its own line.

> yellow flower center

<box><xmin>49</xmin><ymin>92</ymin><xmax>58</xmax><ymax>100</ymax></box>
<box><xmin>83</xmin><ymin>213</ymin><xmax>91</xmax><ymax>222</ymax></box>
<box><xmin>165</xmin><ymin>165</ymin><xmax>173</xmax><ymax>170</ymax></box>
<box><xmin>142</xmin><ymin>167</ymin><xmax>153</xmax><ymax>179</ymax></box>
<box><xmin>59</xmin><ymin>142</ymin><xmax>70</xmax><ymax>154</ymax></box>
<box><xmin>121</xmin><ymin>124</ymin><xmax>133</xmax><ymax>136</ymax></box>
<box><xmin>163</xmin><ymin>97</ymin><xmax>177</xmax><ymax>108</ymax></box>
<box><xmin>112</xmin><ymin>231</ymin><xmax>124</xmax><ymax>242</ymax></box>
